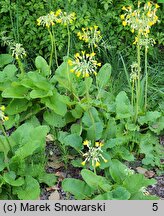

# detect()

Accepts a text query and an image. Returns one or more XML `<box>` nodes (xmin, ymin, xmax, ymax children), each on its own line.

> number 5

<box><xmin>152</xmin><ymin>203</ymin><xmax>158</xmax><ymax>211</ymax></box>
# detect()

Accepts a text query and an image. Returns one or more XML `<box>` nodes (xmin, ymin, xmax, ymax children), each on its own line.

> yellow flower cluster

<box><xmin>81</xmin><ymin>140</ymin><xmax>108</xmax><ymax>168</ymax></box>
<box><xmin>68</xmin><ymin>51</ymin><xmax>101</xmax><ymax>78</ymax></box>
<box><xmin>10</xmin><ymin>43</ymin><xmax>26</xmax><ymax>59</ymax></box>
<box><xmin>77</xmin><ymin>26</ymin><xmax>102</xmax><ymax>48</ymax></box>
<box><xmin>0</xmin><ymin>106</ymin><xmax>9</xmax><ymax>122</ymax></box>
<box><xmin>37</xmin><ymin>9</ymin><xmax>76</xmax><ymax>28</ymax></box>
<box><xmin>121</xmin><ymin>2</ymin><xmax>159</xmax><ymax>37</ymax></box>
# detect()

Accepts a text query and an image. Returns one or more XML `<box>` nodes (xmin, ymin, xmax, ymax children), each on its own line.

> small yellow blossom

<box><xmin>0</xmin><ymin>106</ymin><xmax>5</xmax><ymax>111</ymax></box>
<box><xmin>155</xmin><ymin>4</ymin><xmax>160</xmax><ymax>9</ymax></box>
<box><xmin>120</xmin><ymin>14</ymin><xmax>125</xmax><ymax>20</ymax></box>
<box><xmin>122</xmin><ymin>6</ymin><xmax>127</xmax><ymax>10</ymax></box>
<box><xmin>4</xmin><ymin>116</ymin><xmax>9</xmax><ymax>121</ymax></box>
<box><xmin>81</xmin><ymin>161</ymin><xmax>86</xmax><ymax>166</ymax></box>
<box><xmin>83</xmin><ymin>140</ymin><xmax>89</xmax><ymax>146</ymax></box>
<box><xmin>95</xmin><ymin>161</ymin><xmax>100</xmax><ymax>167</ymax></box>
<box><xmin>122</xmin><ymin>21</ymin><xmax>127</xmax><ymax>26</ymax></box>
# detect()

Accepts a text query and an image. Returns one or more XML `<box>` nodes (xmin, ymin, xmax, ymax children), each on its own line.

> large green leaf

<box><xmin>27</xmin><ymin>72</ymin><xmax>53</xmax><ymax>91</ymax></box>
<box><xmin>41</xmin><ymin>90</ymin><xmax>67</xmax><ymax>116</ymax></box>
<box><xmin>109</xmin><ymin>159</ymin><xmax>128</xmax><ymax>184</ymax></box>
<box><xmin>2</xmin><ymin>64</ymin><xmax>17</xmax><ymax>80</ymax></box>
<box><xmin>138</xmin><ymin>111</ymin><xmax>161</xmax><ymax>125</ymax></box>
<box><xmin>10</xmin><ymin>124</ymin><xmax>49</xmax><ymax>160</ymax></box>
<box><xmin>35</xmin><ymin>56</ymin><xmax>50</xmax><ymax>76</ymax></box>
<box><xmin>63</xmin><ymin>134</ymin><xmax>83</xmax><ymax>151</ymax></box>
<box><xmin>30</xmin><ymin>89</ymin><xmax>53</xmax><ymax>98</ymax></box>
<box><xmin>0</xmin><ymin>135</ymin><xmax>10</xmax><ymax>159</ymax></box>
<box><xmin>93</xmin><ymin>192</ymin><xmax>113</xmax><ymax>200</ymax></box>
<box><xmin>6</xmin><ymin>99</ymin><xmax>32</xmax><ymax>115</ymax></box>
<box><xmin>86</xmin><ymin>122</ymin><xmax>104</xmax><ymax>140</ymax></box>
<box><xmin>81</xmin><ymin>169</ymin><xmax>111</xmax><ymax>192</ymax></box>
<box><xmin>13</xmin><ymin>176</ymin><xmax>40</xmax><ymax>200</ymax></box>
<box><xmin>123</xmin><ymin>174</ymin><xmax>157</xmax><ymax>195</ymax></box>
<box><xmin>2</xmin><ymin>85</ymin><xmax>29</xmax><ymax>98</ymax></box>
<box><xmin>43</xmin><ymin>110</ymin><xmax>66</xmax><ymax>127</ymax></box>
<box><xmin>116</xmin><ymin>91</ymin><xmax>133</xmax><ymax>119</ymax></box>
<box><xmin>3</xmin><ymin>171</ymin><xmax>24</xmax><ymax>186</ymax></box>
<box><xmin>112</xmin><ymin>186</ymin><xmax>131</xmax><ymax>200</ymax></box>
<box><xmin>38</xmin><ymin>173</ymin><xmax>57</xmax><ymax>186</ymax></box>
<box><xmin>0</xmin><ymin>54</ymin><xmax>13</xmax><ymax>68</ymax></box>
<box><xmin>82</xmin><ymin>107</ymin><xmax>100</xmax><ymax>127</ymax></box>
<box><xmin>96</xmin><ymin>63</ymin><xmax>111</xmax><ymax>88</ymax></box>
<box><xmin>62</xmin><ymin>178</ymin><xmax>94</xmax><ymax>200</ymax></box>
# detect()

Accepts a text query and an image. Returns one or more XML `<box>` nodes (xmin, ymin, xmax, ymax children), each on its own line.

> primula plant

<box><xmin>0</xmin><ymin>0</ymin><xmax>163</xmax><ymax>201</ymax></box>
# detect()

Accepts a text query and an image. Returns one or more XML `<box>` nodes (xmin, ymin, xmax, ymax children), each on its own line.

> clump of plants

<box><xmin>0</xmin><ymin>1</ymin><xmax>163</xmax><ymax>200</ymax></box>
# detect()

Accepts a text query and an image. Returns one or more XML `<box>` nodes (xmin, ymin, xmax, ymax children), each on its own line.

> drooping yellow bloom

<box><xmin>0</xmin><ymin>106</ymin><xmax>5</xmax><ymax>111</ymax></box>
<box><xmin>95</xmin><ymin>161</ymin><xmax>100</xmax><ymax>167</ymax></box>
<box><xmin>81</xmin><ymin>161</ymin><xmax>86</xmax><ymax>166</ymax></box>
<box><xmin>83</xmin><ymin>140</ymin><xmax>89</xmax><ymax>146</ymax></box>
<box><xmin>122</xmin><ymin>21</ymin><xmax>127</xmax><ymax>26</ymax></box>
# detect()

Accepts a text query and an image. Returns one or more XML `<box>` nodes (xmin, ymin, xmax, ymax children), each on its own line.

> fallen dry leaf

<box><xmin>48</xmin><ymin>190</ymin><xmax>60</xmax><ymax>200</ymax></box>
<box><xmin>136</xmin><ymin>167</ymin><xmax>147</xmax><ymax>175</ymax></box>
<box><xmin>144</xmin><ymin>170</ymin><xmax>155</xmax><ymax>178</ymax></box>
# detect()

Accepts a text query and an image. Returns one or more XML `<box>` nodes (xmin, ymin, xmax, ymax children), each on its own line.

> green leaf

<box><xmin>87</xmin><ymin>122</ymin><xmax>104</xmax><ymax>140</ymax></box>
<box><xmin>41</xmin><ymin>91</ymin><xmax>67</xmax><ymax>116</ymax></box>
<box><xmin>2</xmin><ymin>64</ymin><xmax>17</xmax><ymax>80</ymax></box>
<box><xmin>13</xmin><ymin>176</ymin><xmax>40</xmax><ymax>200</ymax></box>
<box><xmin>123</xmin><ymin>174</ymin><xmax>156</xmax><ymax>195</ymax></box>
<box><xmin>38</xmin><ymin>173</ymin><xmax>57</xmax><ymax>186</ymax></box>
<box><xmin>30</xmin><ymin>89</ymin><xmax>53</xmax><ymax>98</ymax></box>
<box><xmin>43</xmin><ymin>110</ymin><xmax>66</xmax><ymax>128</ymax></box>
<box><xmin>116</xmin><ymin>91</ymin><xmax>133</xmax><ymax>119</ymax></box>
<box><xmin>81</xmin><ymin>169</ymin><xmax>111</xmax><ymax>192</ymax></box>
<box><xmin>2</xmin><ymin>85</ymin><xmax>29</xmax><ymax>98</ymax></box>
<box><xmin>138</xmin><ymin>111</ymin><xmax>161</xmax><ymax>125</ymax></box>
<box><xmin>109</xmin><ymin>159</ymin><xmax>128</xmax><ymax>184</ymax></box>
<box><xmin>6</xmin><ymin>99</ymin><xmax>32</xmax><ymax>115</ymax></box>
<box><xmin>71</xmin><ymin>104</ymin><xmax>83</xmax><ymax>119</ymax></box>
<box><xmin>10</xmin><ymin>124</ymin><xmax>49</xmax><ymax>160</ymax></box>
<box><xmin>96</xmin><ymin>63</ymin><xmax>111</xmax><ymax>88</ymax></box>
<box><xmin>35</xmin><ymin>56</ymin><xmax>50</xmax><ymax>76</ymax></box>
<box><xmin>62</xmin><ymin>178</ymin><xmax>94</xmax><ymax>200</ymax></box>
<box><xmin>0</xmin><ymin>153</ymin><xmax>6</xmax><ymax>171</ymax></box>
<box><xmin>27</xmin><ymin>72</ymin><xmax>52</xmax><ymax>91</ymax></box>
<box><xmin>93</xmin><ymin>192</ymin><xmax>113</xmax><ymax>200</ymax></box>
<box><xmin>70</xmin><ymin>123</ymin><xmax>82</xmax><ymax>135</ymax></box>
<box><xmin>3</xmin><ymin>171</ymin><xmax>24</xmax><ymax>186</ymax></box>
<box><xmin>0</xmin><ymin>54</ymin><xmax>13</xmax><ymax>68</ymax></box>
<box><xmin>112</xmin><ymin>186</ymin><xmax>131</xmax><ymax>200</ymax></box>
<box><xmin>0</xmin><ymin>135</ymin><xmax>10</xmax><ymax>159</ymax></box>
<box><xmin>63</xmin><ymin>134</ymin><xmax>83</xmax><ymax>151</ymax></box>
<box><xmin>82</xmin><ymin>107</ymin><xmax>100</xmax><ymax>127</ymax></box>
<box><xmin>119</xmin><ymin>147</ymin><xmax>134</xmax><ymax>161</ymax></box>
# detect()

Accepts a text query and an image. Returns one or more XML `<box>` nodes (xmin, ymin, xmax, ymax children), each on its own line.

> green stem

<box><xmin>67</xmin><ymin>24</ymin><xmax>70</xmax><ymax>56</ymax></box>
<box><xmin>17</xmin><ymin>58</ymin><xmax>24</xmax><ymax>76</ymax></box>
<box><xmin>52</xmin><ymin>28</ymin><xmax>59</xmax><ymax>67</ymax></box>
<box><xmin>48</xmin><ymin>29</ymin><xmax>54</xmax><ymax>73</ymax></box>
<box><xmin>144</xmin><ymin>43</ymin><xmax>148</xmax><ymax>111</ymax></box>
<box><xmin>135</xmin><ymin>33</ymin><xmax>141</xmax><ymax>122</ymax></box>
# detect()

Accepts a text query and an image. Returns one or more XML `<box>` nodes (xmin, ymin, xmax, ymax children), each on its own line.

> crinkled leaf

<box><xmin>3</xmin><ymin>171</ymin><xmax>24</xmax><ymax>186</ymax></box>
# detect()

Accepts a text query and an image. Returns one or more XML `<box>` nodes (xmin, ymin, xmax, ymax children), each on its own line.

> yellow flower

<box><xmin>70</xmin><ymin>69</ymin><xmax>75</xmax><ymax>73</ymax></box>
<box><xmin>83</xmin><ymin>140</ymin><xmax>89</xmax><ymax>146</ymax></box>
<box><xmin>95</xmin><ymin>142</ymin><xmax>100</xmax><ymax>147</ymax></box>
<box><xmin>120</xmin><ymin>14</ymin><xmax>125</xmax><ymax>20</ymax></box>
<box><xmin>131</xmin><ymin>29</ymin><xmax>134</xmax><ymax>33</ymax></box>
<box><xmin>0</xmin><ymin>106</ymin><xmax>5</xmax><ymax>111</ymax></box>
<box><xmin>146</xmin><ymin>11</ymin><xmax>151</xmax><ymax>17</ymax></box>
<box><xmin>4</xmin><ymin>116</ymin><xmax>9</xmax><ymax>121</ymax></box>
<box><xmin>147</xmin><ymin>2</ymin><xmax>151</xmax><ymax>7</ymax></box>
<box><xmin>90</xmin><ymin>52</ymin><xmax>96</xmax><ymax>57</ymax></box>
<box><xmin>81</xmin><ymin>161</ymin><xmax>86</xmax><ymax>166</ymax></box>
<box><xmin>155</xmin><ymin>4</ymin><xmax>160</xmax><ymax>9</ymax></box>
<box><xmin>68</xmin><ymin>59</ymin><xmax>73</xmax><ymax>66</ymax></box>
<box><xmin>104</xmin><ymin>159</ymin><xmax>108</xmax><ymax>163</ymax></box>
<box><xmin>97</xmin><ymin>62</ymin><xmax>101</xmax><ymax>67</ymax></box>
<box><xmin>75</xmin><ymin>53</ymin><xmax>80</xmax><ymax>58</ymax></box>
<box><xmin>122</xmin><ymin>6</ymin><xmax>126</xmax><ymax>11</ymax></box>
<box><xmin>95</xmin><ymin>161</ymin><xmax>100</xmax><ymax>167</ymax></box>
<box><xmin>122</xmin><ymin>21</ymin><xmax>127</xmax><ymax>26</ymax></box>
<box><xmin>76</xmin><ymin>71</ymin><xmax>81</xmax><ymax>77</ymax></box>
<box><xmin>145</xmin><ymin>29</ymin><xmax>150</xmax><ymax>34</ymax></box>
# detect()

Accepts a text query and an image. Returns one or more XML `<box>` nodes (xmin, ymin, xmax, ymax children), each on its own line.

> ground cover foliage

<box><xmin>0</xmin><ymin>0</ymin><xmax>163</xmax><ymax>200</ymax></box>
